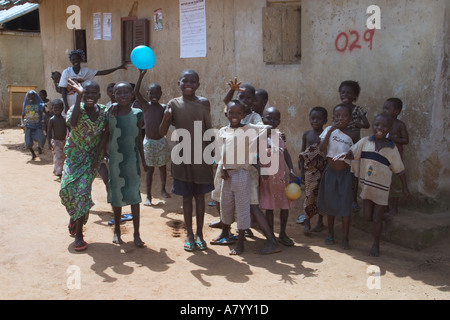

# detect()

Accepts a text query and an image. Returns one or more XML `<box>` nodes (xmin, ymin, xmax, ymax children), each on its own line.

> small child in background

<box><xmin>383</xmin><ymin>98</ymin><xmax>409</xmax><ymax>215</ymax></box>
<box><xmin>47</xmin><ymin>99</ymin><xmax>67</xmax><ymax>177</ymax></box>
<box><xmin>259</xmin><ymin>107</ymin><xmax>297</xmax><ymax>246</ymax></box>
<box><xmin>21</xmin><ymin>90</ymin><xmax>46</xmax><ymax>160</ymax></box>
<box><xmin>339</xmin><ymin>80</ymin><xmax>371</xmax><ymax>213</ymax></box>
<box><xmin>101</xmin><ymin>81</ymin><xmax>148</xmax><ymax>247</ymax></box>
<box><xmin>299</xmin><ymin>106</ymin><xmax>328</xmax><ymax>235</ymax></box>
<box><xmin>318</xmin><ymin>104</ymin><xmax>354</xmax><ymax>249</ymax></box>
<box><xmin>105</xmin><ymin>82</ymin><xmax>116</xmax><ymax>109</ymax></box>
<box><xmin>336</xmin><ymin>113</ymin><xmax>410</xmax><ymax>256</ymax></box>
<box><xmin>253</xmin><ymin>88</ymin><xmax>269</xmax><ymax>117</ymax></box>
<box><xmin>39</xmin><ymin>90</ymin><xmax>52</xmax><ymax>137</ymax></box>
<box><xmin>135</xmin><ymin>69</ymin><xmax>171</xmax><ymax>206</ymax></box>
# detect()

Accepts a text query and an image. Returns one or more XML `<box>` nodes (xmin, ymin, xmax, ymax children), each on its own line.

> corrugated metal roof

<box><xmin>0</xmin><ymin>2</ymin><xmax>38</xmax><ymax>24</ymax></box>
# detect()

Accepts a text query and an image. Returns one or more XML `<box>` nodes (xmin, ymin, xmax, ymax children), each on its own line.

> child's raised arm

<box><xmin>223</xmin><ymin>77</ymin><xmax>244</xmax><ymax>106</ymax></box>
<box><xmin>67</xmin><ymin>79</ymin><xmax>84</xmax><ymax>128</ymax></box>
<box><xmin>135</xmin><ymin>70</ymin><xmax>149</xmax><ymax>110</ymax></box>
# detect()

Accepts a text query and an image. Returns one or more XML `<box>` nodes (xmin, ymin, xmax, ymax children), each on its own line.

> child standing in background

<box><xmin>21</xmin><ymin>90</ymin><xmax>46</xmax><ymax>160</ymax></box>
<box><xmin>339</xmin><ymin>80</ymin><xmax>371</xmax><ymax>212</ymax></box>
<box><xmin>383</xmin><ymin>98</ymin><xmax>409</xmax><ymax>215</ymax></box>
<box><xmin>60</xmin><ymin>80</ymin><xmax>108</xmax><ymax>251</ymax></box>
<box><xmin>318</xmin><ymin>104</ymin><xmax>354</xmax><ymax>249</ymax></box>
<box><xmin>259</xmin><ymin>107</ymin><xmax>297</xmax><ymax>246</ymax></box>
<box><xmin>253</xmin><ymin>88</ymin><xmax>269</xmax><ymax>117</ymax></box>
<box><xmin>101</xmin><ymin>82</ymin><xmax>148</xmax><ymax>247</ymax></box>
<box><xmin>47</xmin><ymin>99</ymin><xmax>67</xmax><ymax>177</ymax></box>
<box><xmin>135</xmin><ymin>69</ymin><xmax>171</xmax><ymax>206</ymax></box>
<box><xmin>299</xmin><ymin>106</ymin><xmax>328</xmax><ymax>235</ymax></box>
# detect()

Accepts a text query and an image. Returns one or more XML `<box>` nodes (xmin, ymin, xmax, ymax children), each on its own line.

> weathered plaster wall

<box><xmin>0</xmin><ymin>31</ymin><xmax>45</xmax><ymax>121</ymax></box>
<box><xmin>37</xmin><ymin>0</ymin><xmax>449</xmax><ymax>210</ymax></box>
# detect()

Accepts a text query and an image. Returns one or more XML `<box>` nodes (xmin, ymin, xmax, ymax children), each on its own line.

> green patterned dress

<box><xmin>60</xmin><ymin>103</ymin><xmax>107</xmax><ymax>223</ymax></box>
<box><xmin>107</xmin><ymin>108</ymin><xmax>143</xmax><ymax>207</ymax></box>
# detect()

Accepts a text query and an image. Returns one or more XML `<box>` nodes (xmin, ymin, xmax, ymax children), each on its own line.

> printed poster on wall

<box><xmin>103</xmin><ymin>13</ymin><xmax>112</xmax><ymax>40</ymax></box>
<box><xmin>179</xmin><ymin>0</ymin><xmax>207</xmax><ymax>58</ymax></box>
<box><xmin>93</xmin><ymin>12</ymin><xmax>101</xmax><ymax>40</ymax></box>
<box><xmin>154</xmin><ymin>8</ymin><xmax>163</xmax><ymax>31</ymax></box>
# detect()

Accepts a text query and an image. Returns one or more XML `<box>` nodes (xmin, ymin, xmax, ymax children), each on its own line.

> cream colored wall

<box><xmin>0</xmin><ymin>32</ymin><xmax>45</xmax><ymax>121</ymax></box>
<box><xmin>38</xmin><ymin>0</ymin><xmax>449</xmax><ymax>210</ymax></box>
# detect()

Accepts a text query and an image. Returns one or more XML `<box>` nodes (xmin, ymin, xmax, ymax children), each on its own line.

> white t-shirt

<box><xmin>319</xmin><ymin>126</ymin><xmax>353</xmax><ymax>159</ymax></box>
<box><xmin>58</xmin><ymin>67</ymin><xmax>98</xmax><ymax>110</ymax></box>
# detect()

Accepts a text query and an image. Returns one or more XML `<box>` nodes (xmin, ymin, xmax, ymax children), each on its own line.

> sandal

<box><xmin>325</xmin><ymin>236</ymin><xmax>335</xmax><ymax>245</ymax></box>
<box><xmin>74</xmin><ymin>240</ymin><xmax>87</xmax><ymax>251</ymax></box>
<box><xmin>278</xmin><ymin>236</ymin><xmax>295</xmax><ymax>247</ymax></box>
<box><xmin>195</xmin><ymin>240</ymin><xmax>207</xmax><ymax>250</ymax></box>
<box><xmin>184</xmin><ymin>241</ymin><xmax>196</xmax><ymax>252</ymax></box>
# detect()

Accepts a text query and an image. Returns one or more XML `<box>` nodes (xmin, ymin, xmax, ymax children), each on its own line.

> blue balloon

<box><xmin>130</xmin><ymin>45</ymin><xmax>155</xmax><ymax>70</ymax></box>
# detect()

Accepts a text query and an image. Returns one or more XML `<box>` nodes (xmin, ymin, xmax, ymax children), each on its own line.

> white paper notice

<box><xmin>93</xmin><ymin>12</ymin><xmax>101</xmax><ymax>40</ymax></box>
<box><xmin>179</xmin><ymin>0</ymin><xmax>207</xmax><ymax>58</ymax></box>
<box><xmin>103</xmin><ymin>13</ymin><xmax>112</xmax><ymax>40</ymax></box>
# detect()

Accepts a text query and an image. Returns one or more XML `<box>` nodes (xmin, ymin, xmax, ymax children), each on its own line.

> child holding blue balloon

<box><xmin>135</xmin><ymin>69</ymin><xmax>171</xmax><ymax>206</ymax></box>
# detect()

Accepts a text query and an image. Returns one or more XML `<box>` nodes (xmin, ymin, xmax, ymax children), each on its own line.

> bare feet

<box><xmin>229</xmin><ymin>242</ymin><xmax>244</xmax><ymax>255</ymax></box>
<box><xmin>113</xmin><ymin>232</ymin><xmax>123</xmax><ymax>244</ymax></box>
<box><xmin>258</xmin><ymin>242</ymin><xmax>281</xmax><ymax>255</ymax></box>
<box><xmin>161</xmin><ymin>190</ymin><xmax>171</xmax><ymax>198</ymax></box>
<box><xmin>134</xmin><ymin>234</ymin><xmax>145</xmax><ymax>247</ymax></box>
<box><xmin>369</xmin><ymin>244</ymin><xmax>380</xmax><ymax>257</ymax></box>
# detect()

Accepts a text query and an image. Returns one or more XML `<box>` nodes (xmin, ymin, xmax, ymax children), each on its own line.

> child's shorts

<box><xmin>172</xmin><ymin>178</ymin><xmax>214</xmax><ymax>197</ymax></box>
<box><xmin>317</xmin><ymin>166</ymin><xmax>353</xmax><ymax>217</ymax></box>
<box><xmin>220</xmin><ymin>168</ymin><xmax>251</xmax><ymax>230</ymax></box>
<box><xmin>24</xmin><ymin>127</ymin><xmax>46</xmax><ymax>148</ymax></box>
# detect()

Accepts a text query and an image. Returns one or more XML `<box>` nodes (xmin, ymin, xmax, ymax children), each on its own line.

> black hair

<box><xmin>148</xmin><ymin>83</ymin><xmax>162</xmax><ymax>91</ymax></box>
<box><xmin>227</xmin><ymin>99</ymin><xmax>245</xmax><ymax>112</ymax></box>
<box><xmin>69</xmin><ymin>49</ymin><xmax>85</xmax><ymax>61</ymax></box>
<box><xmin>333</xmin><ymin>103</ymin><xmax>352</xmax><ymax>115</ymax></box>
<box><xmin>51</xmin><ymin>98</ymin><xmax>64</xmax><ymax>107</ymax></box>
<box><xmin>179</xmin><ymin>69</ymin><xmax>199</xmax><ymax>81</ymax></box>
<box><xmin>339</xmin><ymin>80</ymin><xmax>361</xmax><ymax>98</ymax></box>
<box><xmin>255</xmin><ymin>88</ymin><xmax>268</xmax><ymax>101</ymax></box>
<box><xmin>240</xmin><ymin>83</ymin><xmax>255</xmax><ymax>96</ymax></box>
<box><xmin>385</xmin><ymin>97</ymin><xmax>403</xmax><ymax>111</ymax></box>
<box><xmin>310</xmin><ymin>106</ymin><xmax>328</xmax><ymax>119</ymax></box>
<box><xmin>374</xmin><ymin>113</ymin><xmax>394</xmax><ymax>127</ymax></box>
<box><xmin>113</xmin><ymin>81</ymin><xmax>133</xmax><ymax>92</ymax></box>
<box><xmin>82</xmin><ymin>80</ymin><xmax>100</xmax><ymax>90</ymax></box>
<box><xmin>39</xmin><ymin>90</ymin><xmax>47</xmax><ymax>96</ymax></box>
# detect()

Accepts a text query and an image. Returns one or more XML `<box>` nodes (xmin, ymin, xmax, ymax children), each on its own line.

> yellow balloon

<box><xmin>285</xmin><ymin>183</ymin><xmax>302</xmax><ymax>201</ymax></box>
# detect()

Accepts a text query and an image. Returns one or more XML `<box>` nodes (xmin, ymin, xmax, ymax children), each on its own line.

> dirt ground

<box><xmin>0</xmin><ymin>125</ymin><xmax>449</xmax><ymax>301</ymax></box>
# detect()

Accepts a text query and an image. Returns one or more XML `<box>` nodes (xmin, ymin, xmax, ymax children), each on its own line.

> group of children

<box><xmin>23</xmin><ymin>49</ymin><xmax>410</xmax><ymax>257</ymax></box>
<box><xmin>298</xmin><ymin>81</ymin><xmax>410</xmax><ymax>257</ymax></box>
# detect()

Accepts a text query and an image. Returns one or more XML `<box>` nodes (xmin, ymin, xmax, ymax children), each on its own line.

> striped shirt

<box><xmin>351</xmin><ymin>136</ymin><xmax>405</xmax><ymax>206</ymax></box>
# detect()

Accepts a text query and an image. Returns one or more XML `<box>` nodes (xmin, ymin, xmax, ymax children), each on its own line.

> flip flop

<box><xmin>325</xmin><ymin>236</ymin><xmax>335</xmax><ymax>245</ymax></box>
<box><xmin>195</xmin><ymin>240</ymin><xmax>207</xmax><ymax>250</ymax></box>
<box><xmin>278</xmin><ymin>236</ymin><xmax>295</xmax><ymax>247</ymax></box>
<box><xmin>108</xmin><ymin>214</ymin><xmax>133</xmax><ymax>226</ymax></box>
<box><xmin>74</xmin><ymin>240</ymin><xmax>87</xmax><ymax>251</ymax></box>
<box><xmin>210</xmin><ymin>236</ymin><xmax>235</xmax><ymax>245</ymax></box>
<box><xmin>184</xmin><ymin>241</ymin><xmax>196</xmax><ymax>252</ymax></box>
